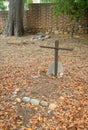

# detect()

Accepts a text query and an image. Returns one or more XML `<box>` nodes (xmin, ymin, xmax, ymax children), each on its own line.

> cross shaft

<box><xmin>40</xmin><ymin>40</ymin><xmax>73</xmax><ymax>76</ymax></box>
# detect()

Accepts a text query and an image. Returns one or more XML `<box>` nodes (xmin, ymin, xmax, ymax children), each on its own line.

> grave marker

<box><xmin>40</xmin><ymin>40</ymin><xmax>73</xmax><ymax>77</ymax></box>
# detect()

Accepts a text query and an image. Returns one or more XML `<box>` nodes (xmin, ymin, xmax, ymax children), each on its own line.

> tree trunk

<box><xmin>86</xmin><ymin>9</ymin><xmax>88</xmax><ymax>33</ymax></box>
<box><xmin>3</xmin><ymin>0</ymin><xmax>24</xmax><ymax>36</ymax></box>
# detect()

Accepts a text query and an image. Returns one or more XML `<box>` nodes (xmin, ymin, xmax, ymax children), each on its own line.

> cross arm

<box><xmin>59</xmin><ymin>48</ymin><xmax>73</xmax><ymax>51</ymax></box>
<box><xmin>40</xmin><ymin>46</ymin><xmax>73</xmax><ymax>51</ymax></box>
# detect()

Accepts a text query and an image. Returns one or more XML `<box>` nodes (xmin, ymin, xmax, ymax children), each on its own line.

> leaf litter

<box><xmin>0</xmin><ymin>34</ymin><xmax>88</xmax><ymax>130</ymax></box>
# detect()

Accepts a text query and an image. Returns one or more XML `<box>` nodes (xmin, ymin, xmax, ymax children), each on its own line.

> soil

<box><xmin>0</xmin><ymin>33</ymin><xmax>88</xmax><ymax>130</ymax></box>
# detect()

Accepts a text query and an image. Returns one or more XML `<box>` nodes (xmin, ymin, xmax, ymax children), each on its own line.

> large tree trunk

<box><xmin>86</xmin><ymin>9</ymin><xmax>88</xmax><ymax>33</ymax></box>
<box><xmin>3</xmin><ymin>0</ymin><xmax>24</xmax><ymax>36</ymax></box>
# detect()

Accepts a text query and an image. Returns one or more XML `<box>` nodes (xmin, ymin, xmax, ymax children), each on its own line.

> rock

<box><xmin>49</xmin><ymin>103</ymin><xmax>57</xmax><ymax>110</ymax></box>
<box><xmin>31</xmin><ymin>34</ymin><xmax>50</xmax><ymax>41</ymax></box>
<box><xmin>37</xmin><ymin>32</ymin><xmax>45</xmax><ymax>37</ymax></box>
<box><xmin>45</xmin><ymin>35</ymin><xmax>51</xmax><ymax>39</ymax></box>
<box><xmin>46</xmin><ymin>61</ymin><xmax>63</xmax><ymax>77</ymax></box>
<box><xmin>12</xmin><ymin>91</ymin><xmax>18</xmax><ymax>97</ymax></box>
<box><xmin>22</xmin><ymin>97</ymin><xmax>30</xmax><ymax>103</ymax></box>
<box><xmin>31</xmin><ymin>75</ymin><xmax>40</xmax><ymax>79</ymax></box>
<box><xmin>40</xmin><ymin>101</ymin><xmax>48</xmax><ymax>107</ymax></box>
<box><xmin>12</xmin><ymin>91</ymin><xmax>17</xmax><ymax>95</ymax></box>
<box><xmin>30</xmin><ymin>99</ymin><xmax>39</xmax><ymax>105</ymax></box>
<box><xmin>60</xmin><ymin>72</ymin><xmax>63</xmax><ymax>77</ymax></box>
<box><xmin>16</xmin><ymin>98</ymin><xmax>21</xmax><ymax>103</ymax></box>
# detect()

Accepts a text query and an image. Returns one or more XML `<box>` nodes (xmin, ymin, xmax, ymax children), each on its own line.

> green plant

<box><xmin>24</xmin><ymin>0</ymin><xmax>32</xmax><ymax>9</ymax></box>
<box><xmin>53</xmin><ymin>0</ymin><xmax>88</xmax><ymax>22</ymax></box>
<box><xmin>0</xmin><ymin>0</ymin><xmax>6</xmax><ymax>10</ymax></box>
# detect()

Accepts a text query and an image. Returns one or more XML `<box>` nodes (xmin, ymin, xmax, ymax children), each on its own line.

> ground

<box><xmin>0</xmin><ymin>34</ymin><xmax>88</xmax><ymax>130</ymax></box>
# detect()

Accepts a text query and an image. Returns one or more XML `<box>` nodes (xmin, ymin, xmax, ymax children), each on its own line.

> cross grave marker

<box><xmin>40</xmin><ymin>40</ymin><xmax>73</xmax><ymax>77</ymax></box>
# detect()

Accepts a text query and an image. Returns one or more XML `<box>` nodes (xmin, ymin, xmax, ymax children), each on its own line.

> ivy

<box><xmin>52</xmin><ymin>0</ymin><xmax>88</xmax><ymax>21</ymax></box>
<box><xmin>24</xmin><ymin>0</ymin><xmax>32</xmax><ymax>9</ymax></box>
<box><xmin>0</xmin><ymin>0</ymin><xmax>6</xmax><ymax>10</ymax></box>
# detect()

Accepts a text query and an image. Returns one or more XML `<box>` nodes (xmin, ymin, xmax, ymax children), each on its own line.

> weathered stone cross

<box><xmin>40</xmin><ymin>40</ymin><xmax>73</xmax><ymax>76</ymax></box>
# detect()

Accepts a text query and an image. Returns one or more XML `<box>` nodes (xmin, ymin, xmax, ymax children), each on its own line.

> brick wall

<box><xmin>28</xmin><ymin>3</ymin><xmax>88</xmax><ymax>34</ymax></box>
<box><xmin>0</xmin><ymin>3</ymin><xmax>88</xmax><ymax>34</ymax></box>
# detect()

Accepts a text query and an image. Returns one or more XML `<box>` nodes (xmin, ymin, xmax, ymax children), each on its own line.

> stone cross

<box><xmin>40</xmin><ymin>40</ymin><xmax>73</xmax><ymax>76</ymax></box>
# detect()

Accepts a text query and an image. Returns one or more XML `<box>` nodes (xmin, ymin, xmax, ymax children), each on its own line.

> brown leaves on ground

<box><xmin>0</xmin><ymin>34</ymin><xmax>88</xmax><ymax>130</ymax></box>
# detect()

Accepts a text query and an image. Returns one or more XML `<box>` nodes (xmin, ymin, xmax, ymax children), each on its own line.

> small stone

<box><xmin>40</xmin><ymin>101</ymin><xmax>48</xmax><ymax>107</ymax></box>
<box><xmin>12</xmin><ymin>91</ymin><xmax>18</xmax><ymax>97</ymax></box>
<box><xmin>12</xmin><ymin>91</ymin><xmax>17</xmax><ymax>95</ymax></box>
<box><xmin>22</xmin><ymin>97</ymin><xmax>30</xmax><ymax>103</ymax></box>
<box><xmin>45</xmin><ymin>35</ymin><xmax>51</xmax><ymax>39</ymax></box>
<box><xmin>30</xmin><ymin>99</ymin><xmax>39</xmax><ymax>105</ymax></box>
<box><xmin>60</xmin><ymin>72</ymin><xmax>63</xmax><ymax>77</ymax></box>
<box><xmin>49</xmin><ymin>103</ymin><xmax>57</xmax><ymax>110</ymax></box>
<box><xmin>37</xmin><ymin>32</ymin><xmax>45</xmax><ymax>36</ymax></box>
<box><xmin>16</xmin><ymin>98</ymin><xmax>21</xmax><ymax>103</ymax></box>
<box><xmin>31</xmin><ymin>75</ymin><xmax>40</xmax><ymax>79</ymax></box>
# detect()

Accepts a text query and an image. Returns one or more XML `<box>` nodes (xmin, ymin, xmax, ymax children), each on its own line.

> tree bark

<box><xmin>3</xmin><ymin>0</ymin><xmax>24</xmax><ymax>36</ymax></box>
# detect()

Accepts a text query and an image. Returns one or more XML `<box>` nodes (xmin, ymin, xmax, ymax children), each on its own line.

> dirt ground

<box><xmin>0</xmin><ymin>34</ymin><xmax>88</xmax><ymax>130</ymax></box>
